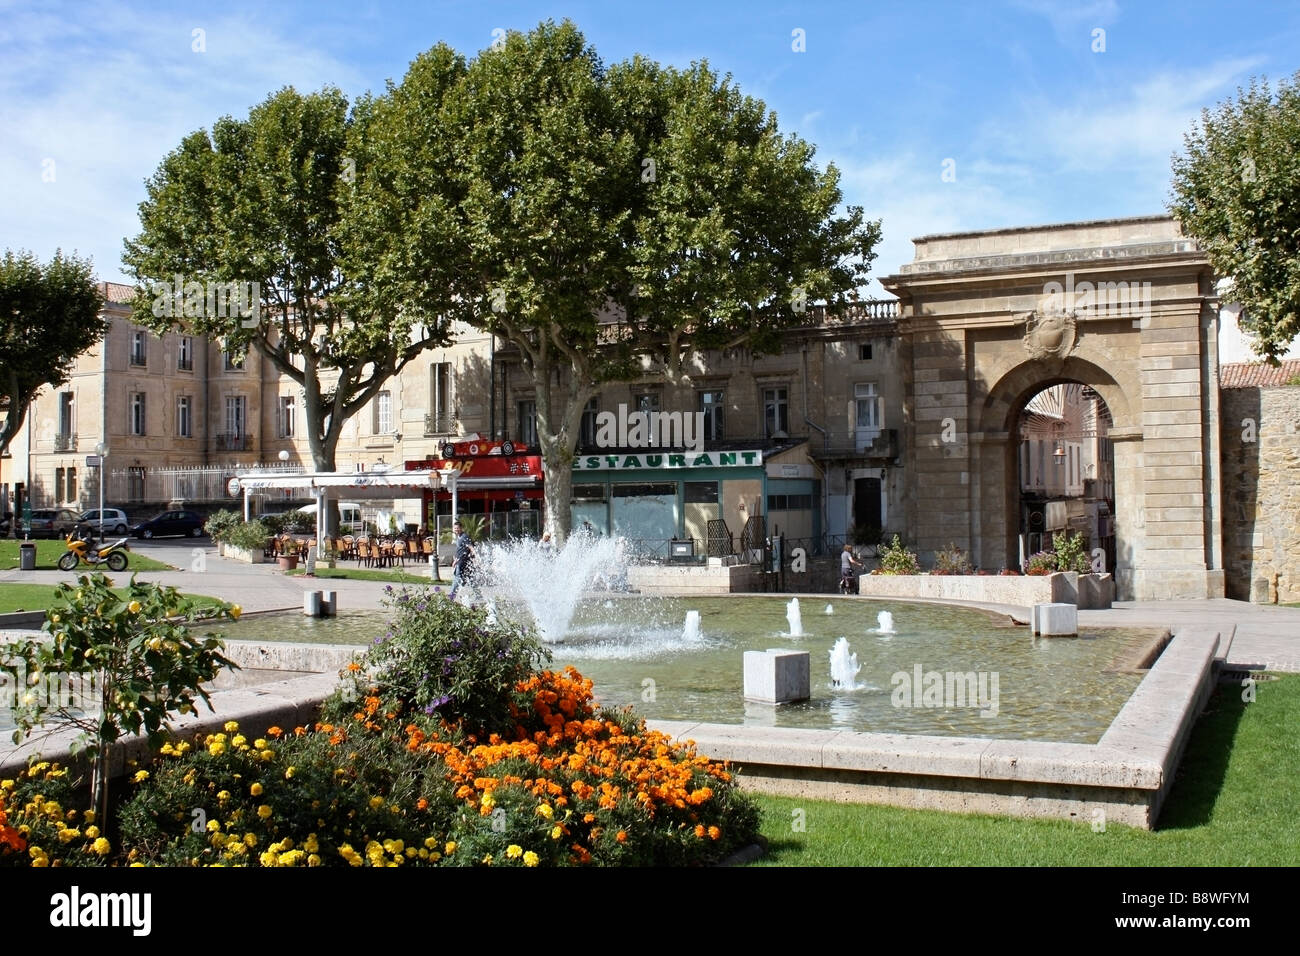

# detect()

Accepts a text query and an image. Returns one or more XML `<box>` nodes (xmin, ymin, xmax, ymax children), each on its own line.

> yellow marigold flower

<box><xmin>253</xmin><ymin>739</ymin><xmax>267</xmax><ymax>750</ymax></box>
<box><xmin>229</xmin><ymin>604</ymin><xmax>242</xmax><ymax>620</ymax></box>
<box><xmin>482</xmin><ymin>854</ymin><xmax>493</xmax><ymax>865</ymax></box>
<box><xmin>523</xmin><ymin>850</ymin><xmax>539</xmax><ymax>867</ymax></box>
<box><xmin>284</xmin><ymin>767</ymin><xmax>295</xmax><ymax>780</ymax></box>
<box><xmin>217</xmin><ymin>790</ymin><xmax>231</xmax><ymax>802</ymax></box>
<box><xmin>208</xmin><ymin>741</ymin><xmax>226</xmax><ymax>756</ymax></box>
<box><xmin>445</xmin><ymin>841</ymin><xmax>456</xmax><ymax>855</ymax></box>
<box><xmin>259</xmin><ymin>850</ymin><xmax>279</xmax><ymax>867</ymax></box>
<box><xmin>0</xmin><ymin>780</ymin><xmax>13</xmax><ymax>791</ymax></box>
<box><xmin>506</xmin><ymin>844</ymin><xmax>523</xmax><ymax>859</ymax></box>
<box><xmin>257</xmin><ymin>805</ymin><xmax>272</xmax><ymax>820</ymax></box>
<box><xmin>127</xmin><ymin>601</ymin><xmax>141</xmax><ymax>614</ymax></box>
<box><xmin>423</xmin><ymin>837</ymin><xmax>439</xmax><ymax>850</ymax></box>
<box><xmin>57</xmin><ymin>828</ymin><xmax>80</xmax><ymax>844</ymax></box>
<box><xmin>244</xmin><ymin>833</ymin><xmax>258</xmax><ymax>847</ymax></box>
<box><xmin>260</xmin><ymin>750</ymin><xmax>274</xmax><ymax>762</ymax></box>
<box><xmin>174</xmin><ymin>741</ymin><xmax>191</xmax><ymax>755</ymax></box>
<box><xmin>129</xmin><ymin>862</ymin><xmax>145</xmax><ymax>867</ymax></box>
<box><xmin>160</xmin><ymin>743</ymin><xmax>175</xmax><ymax>756</ymax></box>
<box><xmin>429</xmin><ymin>851</ymin><xmax>441</xmax><ymax>862</ymax></box>
<box><xmin>249</xmin><ymin>783</ymin><xmax>263</xmax><ymax>797</ymax></box>
<box><xmin>537</xmin><ymin>803</ymin><xmax>553</xmax><ymax>819</ymax></box>
<box><xmin>368</xmin><ymin>796</ymin><xmax>384</xmax><ymax>810</ymax></box>
<box><xmin>83</xmin><ymin>810</ymin><xmax>95</xmax><ymax>824</ymax></box>
<box><xmin>132</xmin><ymin>770</ymin><xmax>149</xmax><ymax>783</ymax></box>
<box><xmin>551</xmin><ymin>825</ymin><xmax>563</xmax><ymax>840</ymax></box>
<box><xmin>223</xmin><ymin>721</ymin><xmax>238</xmax><ymax>734</ymax></box>
<box><xmin>91</xmin><ymin>837</ymin><xmax>111</xmax><ymax>856</ymax></box>
<box><xmin>304</xmin><ymin>833</ymin><xmax>318</xmax><ymax>854</ymax></box>
<box><xmin>307</xmin><ymin>854</ymin><xmax>321</xmax><ymax>867</ymax></box>
<box><xmin>232</xmin><ymin>735</ymin><xmax>247</xmax><ymax>749</ymax></box>
<box><xmin>206</xmin><ymin>819</ymin><xmax>221</xmax><ymax>833</ymax></box>
<box><xmin>84</xmin><ymin>825</ymin><xmax>100</xmax><ymax>840</ymax></box>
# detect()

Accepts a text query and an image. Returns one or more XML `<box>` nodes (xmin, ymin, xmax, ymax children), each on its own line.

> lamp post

<box><xmin>94</xmin><ymin>442</ymin><xmax>109</xmax><ymax>542</ymax></box>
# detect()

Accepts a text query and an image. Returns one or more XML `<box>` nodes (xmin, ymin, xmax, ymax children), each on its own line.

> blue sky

<box><xmin>3</xmin><ymin>0</ymin><xmax>1298</xmax><ymax>293</ymax></box>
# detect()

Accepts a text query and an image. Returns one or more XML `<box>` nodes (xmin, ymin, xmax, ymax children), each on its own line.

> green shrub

<box><xmin>878</xmin><ymin>534</ymin><xmax>920</xmax><ymax>575</ymax></box>
<box><xmin>203</xmin><ymin>509</ymin><xmax>241</xmax><ymax>544</ymax></box>
<box><xmin>932</xmin><ymin>543</ymin><xmax>972</xmax><ymax>575</ymax></box>
<box><xmin>1051</xmin><ymin>531</ymin><xmax>1092</xmax><ymax>574</ymax></box>
<box><xmin>226</xmin><ymin>520</ymin><xmax>271</xmax><ymax>553</ymax></box>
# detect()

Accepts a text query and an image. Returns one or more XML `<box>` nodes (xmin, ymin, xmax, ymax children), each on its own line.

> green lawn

<box><xmin>287</xmin><ymin>565</ymin><xmax>441</xmax><ymax>585</ymax></box>
<box><xmin>0</xmin><ymin>583</ymin><xmax>222</xmax><ymax>615</ymax></box>
<box><xmin>747</xmin><ymin>674</ymin><xmax>1298</xmax><ymax>866</ymax></box>
<box><xmin>0</xmin><ymin>539</ymin><xmax>174</xmax><ymax>572</ymax></box>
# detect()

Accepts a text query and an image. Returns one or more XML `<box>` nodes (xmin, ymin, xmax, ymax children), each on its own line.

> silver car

<box><xmin>27</xmin><ymin>508</ymin><xmax>81</xmax><ymax>539</ymax></box>
<box><xmin>79</xmin><ymin>508</ymin><xmax>131</xmax><ymax>535</ymax></box>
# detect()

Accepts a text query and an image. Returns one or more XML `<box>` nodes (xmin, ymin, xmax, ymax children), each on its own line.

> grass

<box><xmin>0</xmin><ymin>583</ymin><xmax>223</xmax><ymax>615</ymax></box>
<box><xmin>286</xmin><ymin>565</ymin><xmax>442</xmax><ymax>585</ymax></box>
<box><xmin>0</xmin><ymin>539</ymin><xmax>174</xmax><ymax>572</ymax></box>
<box><xmin>747</xmin><ymin>674</ymin><xmax>1298</xmax><ymax>866</ymax></box>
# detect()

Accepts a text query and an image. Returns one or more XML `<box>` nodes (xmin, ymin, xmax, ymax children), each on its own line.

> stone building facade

<box><xmin>1219</xmin><ymin>361</ymin><xmax>1300</xmax><ymax>603</ymax></box>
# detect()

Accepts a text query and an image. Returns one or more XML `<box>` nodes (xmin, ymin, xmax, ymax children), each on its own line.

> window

<box><xmin>66</xmin><ymin>467</ymin><xmax>76</xmax><ymax>502</ymax></box>
<box><xmin>699</xmin><ymin>390</ymin><xmax>725</xmax><ymax>441</ymax></box>
<box><xmin>55</xmin><ymin>468</ymin><xmax>65</xmax><ymax>502</ymax></box>
<box><xmin>579</xmin><ymin>398</ymin><xmax>599</xmax><ymax>448</ymax></box>
<box><xmin>429</xmin><ymin>363</ymin><xmax>453</xmax><ymax>433</ymax></box>
<box><xmin>632</xmin><ymin>392</ymin><xmax>661</xmax><ymax>414</ymax></box>
<box><xmin>517</xmin><ymin>400</ymin><xmax>537</xmax><ymax>446</ymax></box>
<box><xmin>277</xmin><ymin>395</ymin><xmax>295</xmax><ymax>438</ymax></box>
<box><xmin>225</xmin><ymin>396</ymin><xmax>245</xmax><ymax>437</ymax></box>
<box><xmin>128</xmin><ymin>466</ymin><xmax>145</xmax><ymax>502</ymax></box>
<box><xmin>684</xmin><ymin>481</ymin><xmax>718</xmax><ymax>504</ymax></box>
<box><xmin>767</xmin><ymin>493</ymin><xmax>813</xmax><ymax>511</ymax></box>
<box><xmin>130</xmin><ymin>330</ymin><xmax>147</xmax><ymax>366</ymax></box>
<box><xmin>178</xmin><ymin>336</ymin><xmax>193</xmax><ymax>371</ymax></box>
<box><xmin>224</xmin><ymin>348</ymin><xmax>245</xmax><ymax>371</ymax></box>
<box><xmin>130</xmin><ymin>393</ymin><xmax>146</xmax><ymax>435</ymax></box>
<box><xmin>855</xmin><ymin>382</ymin><xmax>880</xmax><ymax>431</ymax></box>
<box><xmin>177</xmin><ymin>396</ymin><xmax>193</xmax><ymax>438</ymax></box>
<box><xmin>763</xmin><ymin>387</ymin><xmax>789</xmax><ymax>438</ymax></box>
<box><xmin>858</xmin><ymin>343</ymin><xmax>873</xmax><ymax>361</ymax></box>
<box><xmin>58</xmin><ymin>392</ymin><xmax>74</xmax><ymax>436</ymax></box>
<box><xmin>375</xmin><ymin>391</ymin><xmax>393</xmax><ymax>434</ymax></box>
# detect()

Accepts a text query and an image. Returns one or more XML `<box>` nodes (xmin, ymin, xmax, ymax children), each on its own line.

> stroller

<box><xmin>839</xmin><ymin>569</ymin><xmax>858</xmax><ymax>595</ymax></box>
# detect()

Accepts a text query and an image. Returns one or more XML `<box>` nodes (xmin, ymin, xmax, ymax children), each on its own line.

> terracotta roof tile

<box><xmin>1220</xmin><ymin>360</ymin><xmax>1300</xmax><ymax>388</ymax></box>
<box><xmin>99</xmin><ymin>281</ymin><xmax>136</xmax><ymax>303</ymax></box>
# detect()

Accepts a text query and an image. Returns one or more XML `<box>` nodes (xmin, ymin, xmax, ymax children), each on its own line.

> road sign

<box><xmin>85</xmin><ymin>455</ymin><xmax>101</xmax><ymax>468</ymax></box>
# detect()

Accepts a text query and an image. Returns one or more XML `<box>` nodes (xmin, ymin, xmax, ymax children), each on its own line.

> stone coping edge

<box><xmin>649</xmin><ymin>626</ymin><xmax>1222</xmax><ymax>794</ymax></box>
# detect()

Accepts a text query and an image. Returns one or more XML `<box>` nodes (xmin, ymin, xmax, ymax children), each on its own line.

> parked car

<box><xmin>132</xmin><ymin>510</ymin><xmax>206</xmax><ymax>539</ymax></box>
<box><xmin>28</xmin><ymin>508</ymin><xmax>81</xmax><ymax>539</ymax></box>
<box><xmin>79</xmin><ymin>508</ymin><xmax>131</xmax><ymax>535</ymax></box>
<box><xmin>296</xmin><ymin>501</ymin><xmax>363</xmax><ymax>531</ymax></box>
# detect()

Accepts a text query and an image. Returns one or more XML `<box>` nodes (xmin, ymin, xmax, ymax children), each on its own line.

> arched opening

<box><xmin>1014</xmin><ymin>382</ymin><xmax>1115</xmax><ymax>572</ymax></box>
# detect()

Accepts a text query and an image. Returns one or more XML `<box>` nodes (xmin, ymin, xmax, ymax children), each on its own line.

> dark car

<box><xmin>28</xmin><ymin>508</ymin><xmax>81</xmax><ymax>539</ymax></box>
<box><xmin>132</xmin><ymin>510</ymin><xmax>206</xmax><ymax>539</ymax></box>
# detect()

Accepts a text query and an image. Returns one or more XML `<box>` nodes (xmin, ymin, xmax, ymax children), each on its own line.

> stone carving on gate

<box><xmin>1020</xmin><ymin>309</ymin><xmax>1078</xmax><ymax>363</ymax></box>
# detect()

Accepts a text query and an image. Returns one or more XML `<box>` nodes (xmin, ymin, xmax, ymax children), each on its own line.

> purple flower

<box><xmin>424</xmin><ymin>694</ymin><xmax>451</xmax><ymax>714</ymax></box>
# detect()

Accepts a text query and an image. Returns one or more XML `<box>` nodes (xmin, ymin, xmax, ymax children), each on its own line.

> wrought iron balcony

<box><xmin>810</xmin><ymin>428</ymin><xmax>899</xmax><ymax>461</ymax></box>
<box><xmin>215</xmin><ymin>432</ymin><xmax>254</xmax><ymax>452</ymax></box>
<box><xmin>424</xmin><ymin>413</ymin><xmax>455</xmax><ymax>437</ymax></box>
<box><xmin>54</xmin><ymin>433</ymin><xmax>77</xmax><ymax>452</ymax></box>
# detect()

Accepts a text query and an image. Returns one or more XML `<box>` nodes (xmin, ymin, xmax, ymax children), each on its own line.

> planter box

<box><xmin>277</xmin><ymin>555</ymin><xmax>299</xmax><ymax>571</ymax></box>
<box><xmin>853</xmin><ymin>571</ymin><xmax>1113</xmax><ymax>609</ymax></box>
<box><xmin>224</xmin><ymin>545</ymin><xmax>265</xmax><ymax>564</ymax></box>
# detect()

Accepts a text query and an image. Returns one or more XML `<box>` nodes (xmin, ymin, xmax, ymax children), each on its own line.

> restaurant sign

<box><xmin>572</xmin><ymin>450</ymin><xmax>763</xmax><ymax>471</ymax></box>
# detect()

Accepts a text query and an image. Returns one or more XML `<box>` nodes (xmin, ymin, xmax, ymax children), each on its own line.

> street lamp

<box><xmin>95</xmin><ymin>442</ymin><xmax>109</xmax><ymax>542</ymax></box>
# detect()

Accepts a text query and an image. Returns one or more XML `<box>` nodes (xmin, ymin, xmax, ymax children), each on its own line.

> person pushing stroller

<box><xmin>840</xmin><ymin>544</ymin><xmax>863</xmax><ymax>594</ymax></box>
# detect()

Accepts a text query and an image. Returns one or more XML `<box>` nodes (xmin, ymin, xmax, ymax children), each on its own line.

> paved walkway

<box><xmin>4</xmin><ymin>546</ymin><xmax>1297</xmax><ymax>671</ymax></box>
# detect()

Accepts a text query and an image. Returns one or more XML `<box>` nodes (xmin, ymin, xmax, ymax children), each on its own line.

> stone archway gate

<box><xmin>881</xmin><ymin>216</ymin><xmax>1225</xmax><ymax>601</ymax></box>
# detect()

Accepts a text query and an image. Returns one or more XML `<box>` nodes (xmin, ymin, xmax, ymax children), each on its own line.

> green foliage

<box><xmin>0</xmin><ymin>250</ymin><xmax>108</xmax><ymax>456</ymax></box>
<box><xmin>203</xmin><ymin>509</ymin><xmax>241</xmax><ymax>543</ymax></box>
<box><xmin>225</xmin><ymin>520</ymin><xmax>271</xmax><ymax>553</ymax></box>
<box><xmin>362</xmin><ymin>586</ymin><xmax>549</xmax><ymax>738</ymax></box>
<box><xmin>1023</xmin><ymin>551</ymin><xmax>1056</xmax><ymax>576</ymax></box>
<box><xmin>1051</xmin><ymin>530</ymin><xmax>1092</xmax><ymax>574</ymax></box>
<box><xmin>931</xmin><ymin>543</ymin><xmax>972</xmax><ymax>575</ymax></box>
<box><xmin>1169</xmin><ymin>71</ymin><xmax>1300</xmax><ymax>362</ymax></box>
<box><xmin>877</xmin><ymin>534</ymin><xmax>920</xmax><ymax>575</ymax></box>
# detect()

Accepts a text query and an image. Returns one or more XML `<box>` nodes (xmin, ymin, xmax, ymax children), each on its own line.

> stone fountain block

<box><xmin>303</xmin><ymin>591</ymin><xmax>322</xmax><ymax>617</ymax></box>
<box><xmin>1033</xmin><ymin>602</ymin><xmax>1078</xmax><ymax>636</ymax></box>
<box><xmin>321</xmin><ymin>590</ymin><xmax>337</xmax><ymax>617</ymax></box>
<box><xmin>744</xmin><ymin>649</ymin><xmax>810</xmax><ymax>704</ymax></box>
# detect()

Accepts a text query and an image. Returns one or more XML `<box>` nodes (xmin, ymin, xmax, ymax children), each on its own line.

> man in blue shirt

<box><xmin>450</xmin><ymin>520</ymin><xmax>476</xmax><ymax>600</ymax></box>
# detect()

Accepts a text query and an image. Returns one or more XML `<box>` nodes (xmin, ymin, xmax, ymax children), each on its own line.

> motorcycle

<box><xmin>58</xmin><ymin>527</ymin><xmax>131</xmax><ymax>572</ymax></box>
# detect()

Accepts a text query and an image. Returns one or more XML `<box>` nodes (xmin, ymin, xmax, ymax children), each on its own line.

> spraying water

<box><xmin>873</xmin><ymin>610</ymin><xmax>896</xmax><ymax>634</ymax></box>
<box><xmin>786</xmin><ymin>598</ymin><xmax>804</xmax><ymax>637</ymax></box>
<box><xmin>824</xmin><ymin>603</ymin><xmax>834</xmax><ymax>615</ymax></box>
<box><xmin>682</xmin><ymin>610</ymin><xmax>702</xmax><ymax>642</ymax></box>
<box><xmin>480</xmin><ymin>532</ymin><xmax>625</xmax><ymax>643</ymax></box>
<box><xmin>829</xmin><ymin>637</ymin><xmax>863</xmax><ymax>690</ymax></box>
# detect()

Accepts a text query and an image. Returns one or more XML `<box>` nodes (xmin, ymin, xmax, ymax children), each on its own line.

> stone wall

<box><xmin>1220</xmin><ymin>385</ymin><xmax>1300</xmax><ymax>602</ymax></box>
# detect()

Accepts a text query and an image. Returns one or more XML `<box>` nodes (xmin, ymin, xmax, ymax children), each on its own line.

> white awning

<box><xmin>235</xmin><ymin>471</ymin><xmax>442</xmax><ymax>494</ymax></box>
<box><xmin>452</xmin><ymin>475</ymin><xmax>542</xmax><ymax>491</ymax></box>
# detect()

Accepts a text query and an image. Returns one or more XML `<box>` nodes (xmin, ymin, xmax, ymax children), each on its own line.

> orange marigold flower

<box><xmin>346</xmin><ymin>662</ymin><xmax>362</xmax><ymax>672</ymax></box>
<box><xmin>708</xmin><ymin>826</ymin><xmax>721</xmax><ymax>840</ymax></box>
<box><xmin>416</xmin><ymin>798</ymin><xmax>429</xmax><ymax>811</ymax></box>
<box><xmin>266</xmin><ymin>726</ymin><xmax>284</xmax><ymax>738</ymax></box>
<box><xmin>694</xmin><ymin>824</ymin><xmax>706</xmax><ymax>838</ymax></box>
<box><xmin>615</xmin><ymin>830</ymin><xmax>627</xmax><ymax>843</ymax></box>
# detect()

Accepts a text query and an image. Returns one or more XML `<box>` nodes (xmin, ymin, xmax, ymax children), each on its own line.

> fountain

<box><xmin>828</xmin><ymin>637</ymin><xmax>864</xmax><ymax>690</ymax></box>
<box><xmin>479</xmin><ymin>532</ymin><xmax>624</xmax><ymax>643</ymax></box>
<box><xmin>785</xmin><ymin>598</ymin><xmax>804</xmax><ymax>637</ymax></box>
<box><xmin>872</xmin><ymin>610</ymin><xmax>896</xmax><ymax>635</ymax></box>
<box><xmin>824</xmin><ymin>603</ymin><xmax>834</xmax><ymax>615</ymax></box>
<box><xmin>682</xmin><ymin>610</ymin><xmax>702</xmax><ymax>642</ymax></box>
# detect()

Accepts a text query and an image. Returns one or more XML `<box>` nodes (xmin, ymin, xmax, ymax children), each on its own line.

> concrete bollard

<box><xmin>1032</xmin><ymin>602</ymin><xmax>1078</xmax><ymax>636</ymax></box>
<box><xmin>303</xmin><ymin>591</ymin><xmax>322</xmax><ymax>617</ymax></box>
<box><xmin>743</xmin><ymin>649</ymin><xmax>811</xmax><ymax>704</ymax></box>
<box><xmin>321</xmin><ymin>590</ymin><xmax>337</xmax><ymax>617</ymax></box>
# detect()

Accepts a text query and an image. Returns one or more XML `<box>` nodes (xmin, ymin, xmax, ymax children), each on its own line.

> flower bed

<box><xmin>1</xmin><ymin>588</ymin><xmax>760</xmax><ymax>867</ymax></box>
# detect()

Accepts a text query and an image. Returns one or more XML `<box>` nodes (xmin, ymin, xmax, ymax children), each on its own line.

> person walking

<box><xmin>449</xmin><ymin>520</ymin><xmax>477</xmax><ymax>600</ymax></box>
<box><xmin>840</xmin><ymin>544</ymin><xmax>863</xmax><ymax>594</ymax></box>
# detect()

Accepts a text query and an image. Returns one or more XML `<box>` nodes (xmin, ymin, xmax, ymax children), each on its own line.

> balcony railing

<box><xmin>54</xmin><ymin>433</ymin><xmax>77</xmax><ymax>452</ymax></box>
<box><xmin>810</xmin><ymin>427</ymin><xmax>899</xmax><ymax>460</ymax></box>
<box><xmin>215</xmin><ymin>432</ymin><xmax>254</xmax><ymax>452</ymax></box>
<box><xmin>424</xmin><ymin>413</ymin><xmax>455</xmax><ymax>437</ymax></box>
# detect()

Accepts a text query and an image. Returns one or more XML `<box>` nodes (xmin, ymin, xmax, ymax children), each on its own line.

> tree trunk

<box><xmin>531</xmin><ymin>360</ymin><xmax>593</xmax><ymax>546</ymax></box>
